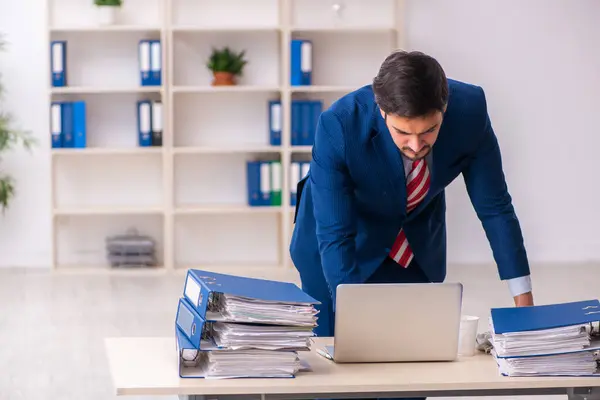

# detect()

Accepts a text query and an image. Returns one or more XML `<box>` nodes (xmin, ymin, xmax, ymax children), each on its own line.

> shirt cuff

<box><xmin>507</xmin><ymin>275</ymin><xmax>532</xmax><ymax>297</ymax></box>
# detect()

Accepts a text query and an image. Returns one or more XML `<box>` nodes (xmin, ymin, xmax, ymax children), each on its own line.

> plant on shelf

<box><xmin>0</xmin><ymin>34</ymin><xmax>35</xmax><ymax>213</ymax></box>
<box><xmin>206</xmin><ymin>46</ymin><xmax>248</xmax><ymax>86</ymax></box>
<box><xmin>93</xmin><ymin>0</ymin><xmax>123</xmax><ymax>25</ymax></box>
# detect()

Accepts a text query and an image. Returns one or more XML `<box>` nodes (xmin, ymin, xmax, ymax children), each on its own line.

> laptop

<box><xmin>319</xmin><ymin>282</ymin><xmax>463</xmax><ymax>363</ymax></box>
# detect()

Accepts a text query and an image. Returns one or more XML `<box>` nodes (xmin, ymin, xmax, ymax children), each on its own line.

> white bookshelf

<box><xmin>47</xmin><ymin>0</ymin><xmax>404</xmax><ymax>274</ymax></box>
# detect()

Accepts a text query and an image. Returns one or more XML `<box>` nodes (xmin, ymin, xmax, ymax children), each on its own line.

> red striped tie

<box><xmin>389</xmin><ymin>158</ymin><xmax>431</xmax><ymax>267</ymax></box>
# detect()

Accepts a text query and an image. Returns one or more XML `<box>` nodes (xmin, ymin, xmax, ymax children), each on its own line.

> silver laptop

<box><xmin>321</xmin><ymin>282</ymin><xmax>463</xmax><ymax>363</ymax></box>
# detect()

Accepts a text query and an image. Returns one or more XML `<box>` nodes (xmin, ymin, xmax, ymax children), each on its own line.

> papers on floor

<box><xmin>175</xmin><ymin>269</ymin><xmax>320</xmax><ymax>379</ymax></box>
<box><xmin>489</xmin><ymin>299</ymin><xmax>600</xmax><ymax>377</ymax></box>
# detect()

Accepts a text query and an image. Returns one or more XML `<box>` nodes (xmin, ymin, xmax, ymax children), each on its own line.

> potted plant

<box><xmin>0</xmin><ymin>35</ymin><xmax>35</xmax><ymax>213</ymax></box>
<box><xmin>206</xmin><ymin>47</ymin><xmax>248</xmax><ymax>86</ymax></box>
<box><xmin>94</xmin><ymin>0</ymin><xmax>122</xmax><ymax>26</ymax></box>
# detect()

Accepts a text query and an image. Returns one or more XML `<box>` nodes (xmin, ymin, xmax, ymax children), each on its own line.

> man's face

<box><xmin>381</xmin><ymin>109</ymin><xmax>444</xmax><ymax>161</ymax></box>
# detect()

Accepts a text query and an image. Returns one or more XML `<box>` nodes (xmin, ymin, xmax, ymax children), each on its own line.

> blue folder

<box><xmin>182</xmin><ymin>269</ymin><xmax>320</xmax><ymax>320</ymax></box>
<box><xmin>491</xmin><ymin>299</ymin><xmax>600</xmax><ymax>334</ymax></box>
<box><xmin>175</xmin><ymin>297</ymin><xmax>217</xmax><ymax>350</ymax></box>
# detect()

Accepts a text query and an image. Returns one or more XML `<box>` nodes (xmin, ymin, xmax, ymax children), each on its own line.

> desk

<box><xmin>105</xmin><ymin>337</ymin><xmax>600</xmax><ymax>399</ymax></box>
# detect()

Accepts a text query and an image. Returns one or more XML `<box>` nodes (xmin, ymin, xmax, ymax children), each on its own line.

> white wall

<box><xmin>0</xmin><ymin>0</ymin><xmax>50</xmax><ymax>267</ymax></box>
<box><xmin>1</xmin><ymin>0</ymin><xmax>599</xmax><ymax>268</ymax></box>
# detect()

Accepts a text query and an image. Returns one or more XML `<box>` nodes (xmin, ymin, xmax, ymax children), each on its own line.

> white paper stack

<box><xmin>206</xmin><ymin>293</ymin><xmax>319</xmax><ymax>327</ymax></box>
<box><xmin>211</xmin><ymin>322</ymin><xmax>314</xmax><ymax>351</ymax></box>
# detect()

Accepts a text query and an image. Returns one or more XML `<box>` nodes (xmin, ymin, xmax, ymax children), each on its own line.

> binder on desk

<box><xmin>50</xmin><ymin>102</ymin><xmax>63</xmax><ymax>148</ymax></box>
<box><xmin>290</xmin><ymin>39</ymin><xmax>312</xmax><ymax>86</ymax></box>
<box><xmin>176</xmin><ymin>297</ymin><xmax>217</xmax><ymax>350</ymax></box>
<box><xmin>268</xmin><ymin>100</ymin><xmax>282</xmax><ymax>146</ymax></box>
<box><xmin>175</xmin><ymin>323</ymin><xmax>304</xmax><ymax>379</ymax></box>
<box><xmin>150</xmin><ymin>40</ymin><xmax>162</xmax><ymax>86</ymax></box>
<box><xmin>181</xmin><ymin>268</ymin><xmax>320</xmax><ymax>323</ymax></box>
<box><xmin>151</xmin><ymin>101</ymin><xmax>163</xmax><ymax>146</ymax></box>
<box><xmin>50</xmin><ymin>41</ymin><xmax>66</xmax><ymax>87</ymax></box>
<box><xmin>72</xmin><ymin>101</ymin><xmax>86</xmax><ymax>148</ymax></box>
<box><xmin>491</xmin><ymin>299</ymin><xmax>600</xmax><ymax>335</ymax></box>
<box><xmin>138</xmin><ymin>40</ymin><xmax>151</xmax><ymax>86</ymax></box>
<box><xmin>137</xmin><ymin>100</ymin><xmax>152</xmax><ymax>147</ymax></box>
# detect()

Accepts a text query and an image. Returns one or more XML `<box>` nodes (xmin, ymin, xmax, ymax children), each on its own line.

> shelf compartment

<box><xmin>49</xmin><ymin>30</ymin><xmax>162</xmax><ymax>89</ymax></box>
<box><xmin>174</xmin><ymin>213</ymin><xmax>281</xmax><ymax>268</ymax></box>
<box><xmin>50</xmin><ymin>92</ymin><xmax>163</xmax><ymax>149</ymax></box>
<box><xmin>54</xmin><ymin>213</ymin><xmax>164</xmax><ymax>270</ymax></box>
<box><xmin>172</xmin><ymin>30</ymin><xmax>281</xmax><ymax>87</ymax></box>
<box><xmin>53</xmin><ymin>154</ymin><xmax>163</xmax><ymax>210</ymax></box>
<box><xmin>174</xmin><ymin>153</ymin><xmax>281</xmax><ymax>207</ymax></box>
<box><xmin>171</xmin><ymin>0</ymin><xmax>280</xmax><ymax>30</ymax></box>
<box><xmin>173</xmin><ymin>91</ymin><xmax>281</xmax><ymax>148</ymax></box>
<box><xmin>291</xmin><ymin>0</ymin><xmax>397</xmax><ymax>30</ymax></box>
<box><xmin>49</xmin><ymin>0</ymin><xmax>163</xmax><ymax>29</ymax></box>
<box><xmin>290</xmin><ymin>30</ymin><xmax>395</xmax><ymax>87</ymax></box>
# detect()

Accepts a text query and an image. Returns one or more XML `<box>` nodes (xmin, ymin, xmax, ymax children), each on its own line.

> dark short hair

<box><xmin>372</xmin><ymin>50</ymin><xmax>448</xmax><ymax>118</ymax></box>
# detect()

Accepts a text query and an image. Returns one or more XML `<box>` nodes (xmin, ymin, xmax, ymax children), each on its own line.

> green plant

<box><xmin>94</xmin><ymin>0</ymin><xmax>122</xmax><ymax>6</ymax></box>
<box><xmin>206</xmin><ymin>47</ymin><xmax>248</xmax><ymax>76</ymax></box>
<box><xmin>0</xmin><ymin>34</ymin><xmax>35</xmax><ymax>213</ymax></box>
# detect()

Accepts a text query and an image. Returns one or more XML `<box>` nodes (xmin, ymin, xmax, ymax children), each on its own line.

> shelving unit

<box><xmin>47</xmin><ymin>0</ymin><xmax>404</xmax><ymax>275</ymax></box>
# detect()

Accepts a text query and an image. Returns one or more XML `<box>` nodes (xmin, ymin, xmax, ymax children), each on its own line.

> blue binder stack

<box><xmin>174</xmin><ymin>269</ymin><xmax>320</xmax><ymax>379</ymax></box>
<box><xmin>139</xmin><ymin>40</ymin><xmax>162</xmax><ymax>87</ymax></box>
<box><xmin>50</xmin><ymin>101</ymin><xmax>86</xmax><ymax>148</ymax></box>
<box><xmin>489</xmin><ymin>299</ymin><xmax>600</xmax><ymax>376</ymax></box>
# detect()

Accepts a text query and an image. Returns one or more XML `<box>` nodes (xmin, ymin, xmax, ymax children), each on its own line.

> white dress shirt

<box><xmin>400</xmin><ymin>155</ymin><xmax>532</xmax><ymax>297</ymax></box>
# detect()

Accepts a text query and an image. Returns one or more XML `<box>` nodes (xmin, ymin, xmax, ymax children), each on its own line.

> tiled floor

<box><xmin>0</xmin><ymin>262</ymin><xmax>594</xmax><ymax>400</ymax></box>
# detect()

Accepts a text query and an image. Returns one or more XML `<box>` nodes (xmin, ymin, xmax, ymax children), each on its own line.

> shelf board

<box><xmin>174</xmin><ymin>205</ymin><xmax>282</xmax><ymax>215</ymax></box>
<box><xmin>171</xmin><ymin>26</ymin><xmax>281</xmax><ymax>33</ymax></box>
<box><xmin>173</xmin><ymin>146</ymin><xmax>282</xmax><ymax>155</ymax></box>
<box><xmin>53</xmin><ymin>207</ymin><xmax>164</xmax><ymax>216</ymax></box>
<box><xmin>51</xmin><ymin>86</ymin><xmax>163</xmax><ymax>95</ymax></box>
<box><xmin>291</xmin><ymin>26</ymin><xmax>397</xmax><ymax>33</ymax></box>
<box><xmin>52</xmin><ymin>147</ymin><xmax>163</xmax><ymax>156</ymax></box>
<box><xmin>290</xmin><ymin>85</ymin><xmax>359</xmax><ymax>93</ymax></box>
<box><xmin>50</xmin><ymin>25</ymin><xmax>162</xmax><ymax>33</ymax></box>
<box><xmin>289</xmin><ymin>146</ymin><xmax>312</xmax><ymax>153</ymax></box>
<box><xmin>172</xmin><ymin>86</ymin><xmax>281</xmax><ymax>94</ymax></box>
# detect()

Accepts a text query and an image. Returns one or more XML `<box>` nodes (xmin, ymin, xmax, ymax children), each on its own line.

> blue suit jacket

<box><xmin>289</xmin><ymin>79</ymin><xmax>530</xmax><ymax>304</ymax></box>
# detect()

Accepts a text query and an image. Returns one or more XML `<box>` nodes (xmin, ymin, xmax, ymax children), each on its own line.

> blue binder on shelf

<box><xmin>137</xmin><ymin>100</ymin><xmax>152</xmax><ymax>147</ymax></box>
<box><xmin>307</xmin><ymin>100</ymin><xmax>323</xmax><ymax>145</ymax></box>
<box><xmin>491</xmin><ymin>299</ymin><xmax>600</xmax><ymax>334</ymax></box>
<box><xmin>50</xmin><ymin>102</ymin><xmax>63</xmax><ymax>148</ymax></box>
<box><xmin>268</xmin><ymin>100</ymin><xmax>282</xmax><ymax>146</ymax></box>
<box><xmin>290</xmin><ymin>39</ymin><xmax>312</xmax><ymax>86</ymax></box>
<box><xmin>246</xmin><ymin>160</ymin><xmax>271</xmax><ymax>206</ymax></box>
<box><xmin>61</xmin><ymin>102</ymin><xmax>74</xmax><ymax>148</ymax></box>
<box><xmin>149</xmin><ymin>40</ymin><xmax>162</xmax><ymax>86</ymax></box>
<box><xmin>182</xmin><ymin>269</ymin><xmax>320</xmax><ymax>320</ymax></box>
<box><xmin>50</xmin><ymin>41</ymin><xmax>66</xmax><ymax>87</ymax></box>
<box><xmin>291</xmin><ymin>101</ymin><xmax>300</xmax><ymax>146</ymax></box>
<box><xmin>290</xmin><ymin>161</ymin><xmax>301</xmax><ymax>206</ymax></box>
<box><xmin>138</xmin><ymin>40</ymin><xmax>152</xmax><ymax>86</ymax></box>
<box><xmin>72</xmin><ymin>101</ymin><xmax>86</xmax><ymax>148</ymax></box>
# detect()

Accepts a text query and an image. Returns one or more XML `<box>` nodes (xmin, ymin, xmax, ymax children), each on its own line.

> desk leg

<box><xmin>567</xmin><ymin>387</ymin><xmax>600</xmax><ymax>400</ymax></box>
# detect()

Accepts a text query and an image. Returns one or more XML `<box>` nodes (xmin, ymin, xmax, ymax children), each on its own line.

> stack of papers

<box><xmin>489</xmin><ymin>299</ymin><xmax>600</xmax><ymax>377</ymax></box>
<box><xmin>175</xmin><ymin>269</ymin><xmax>320</xmax><ymax>379</ymax></box>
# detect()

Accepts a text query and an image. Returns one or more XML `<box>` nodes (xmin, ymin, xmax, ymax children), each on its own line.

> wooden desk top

<box><xmin>104</xmin><ymin>337</ymin><xmax>600</xmax><ymax>397</ymax></box>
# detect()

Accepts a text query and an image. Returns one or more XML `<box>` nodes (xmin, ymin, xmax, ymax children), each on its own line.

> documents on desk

<box><xmin>175</xmin><ymin>269</ymin><xmax>320</xmax><ymax>379</ymax></box>
<box><xmin>489</xmin><ymin>299</ymin><xmax>600</xmax><ymax>377</ymax></box>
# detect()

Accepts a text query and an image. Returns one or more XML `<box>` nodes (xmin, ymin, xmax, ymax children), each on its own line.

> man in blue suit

<box><xmin>290</xmin><ymin>50</ymin><xmax>534</xmax><ymax>344</ymax></box>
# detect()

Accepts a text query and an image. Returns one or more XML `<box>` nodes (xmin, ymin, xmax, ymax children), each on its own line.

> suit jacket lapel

<box><xmin>371</xmin><ymin>109</ymin><xmax>407</xmax><ymax>209</ymax></box>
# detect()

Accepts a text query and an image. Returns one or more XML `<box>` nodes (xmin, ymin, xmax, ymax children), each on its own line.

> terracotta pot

<box><xmin>212</xmin><ymin>72</ymin><xmax>236</xmax><ymax>86</ymax></box>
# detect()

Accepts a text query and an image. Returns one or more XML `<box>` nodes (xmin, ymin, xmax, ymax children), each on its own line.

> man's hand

<box><xmin>514</xmin><ymin>291</ymin><xmax>534</xmax><ymax>307</ymax></box>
